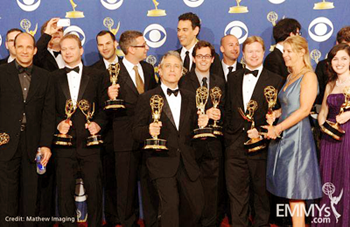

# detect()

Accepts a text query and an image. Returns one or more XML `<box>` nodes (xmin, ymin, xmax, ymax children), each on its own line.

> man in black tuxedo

<box><xmin>133</xmin><ymin>51</ymin><xmax>206</xmax><ymax>227</ymax></box>
<box><xmin>0</xmin><ymin>28</ymin><xmax>22</xmax><ymax>65</ymax></box>
<box><xmin>0</xmin><ymin>33</ymin><xmax>54</xmax><ymax>227</ymax></box>
<box><xmin>179</xmin><ymin>40</ymin><xmax>225</xmax><ymax>227</ymax></box>
<box><xmin>52</xmin><ymin>34</ymin><xmax>108</xmax><ymax>227</ymax></box>
<box><xmin>107</xmin><ymin>30</ymin><xmax>158</xmax><ymax>227</ymax></box>
<box><xmin>225</xmin><ymin>36</ymin><xmax>283</xmax><ymax>227</ymax></box>
<box><xmin>34</xmin><ymin>17</ymin><xmax>65</xmax><ymax>71</ymax></box>
<box><xmin>219</xmin><ymin>34</ymin><xmax>243</xmax><ymax>81</ymax></box>
<box><xmin>90</xmin><ymin>30</ymin><xmax>120</xmax><ymax>227</ymax></box>
<box><xmin>176</xmin><ymin>12</ymin><xmax>221</xmax><ymax>75</ymax></box>
<box><xmin>264</xmin><ymin>18</ymin><xmax>301</xmax><ymax>79</ymax></box>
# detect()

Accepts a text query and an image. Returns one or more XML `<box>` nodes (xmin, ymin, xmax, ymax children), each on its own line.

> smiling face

<box><xmin>220</xmin><ymin>35</ymin><xmax>240</xmax><ymax>63</ymax></box>
<box><xmin>243</xmin><ymin>42</ymin><xmax>264</xmax><ymax>69</ymax></box>
<box><xmin>49</xmin><ymin>27</ymin><xmax>63</xmax><ymax>48</ymax></box>
<box><xmin>159</xmin><ymin>55</ymin><xmax>183</xmax><ymax>88</ymax></box>
<box><xmin>60</xmin><ymin>37</ymin><xmax>83</xmax><ymax>67</ymax></box>
<box><xmin>331</xmin><ymin>50</ymin><xmax>350</xmax><ymax>76</ymax></box>
<box><xmin>282</xmin><ymin>42</ymin><xmax>304</xmax><ymax>68</ymax></box>
<box><xmin>177</xmin><ymin>20</ymin><xmax>199</xmax><ymax>50</ymax></box>
<box><xmin>14</xmin><ymin>33</ymin><xmax>37</xmax><ymax>67</ymax></box>
<box><xmin>97</xmin><ymin>33</ymin><xmax>117</xmax><ymax>62</ymax></box>
<box><xmin>193</xmin><ymin>46</ymin><xmax>214</xmax><ymax>74</ymax></box>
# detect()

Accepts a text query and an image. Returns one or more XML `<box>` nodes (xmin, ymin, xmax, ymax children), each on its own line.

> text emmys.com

<box><xmin>277</xmin><ymin>204</ymin><xmax>333</xmax><ymax>224</ymax></box>
<box><xmin>5</xmin><ymin>216</ymin><xmax>76</xmax><ymax>223</ymax></box>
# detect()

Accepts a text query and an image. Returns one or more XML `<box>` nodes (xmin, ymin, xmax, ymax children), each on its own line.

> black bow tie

<box><xmin>244</xmin><ymin>68</ymin><xmax>259</xmax><ymax>77</ymax></box>
<box><xmin>64</xmin><ymin>66</ymin><xmax>80</xmax><ymax>74</ymax></box>
<box><xmin>167</xmin><ymin>88</ymin><xmax>179</xmax><ymax>97</ymax></box>
<box><xmin>53</xmin><ymin>51</ymin><xmax>61</xmax><ymax>58</ymax></box>
<box><xmin>18</xmin><ymin>65</ymin><xmax>33</xmax><ymax>76</ymax></box>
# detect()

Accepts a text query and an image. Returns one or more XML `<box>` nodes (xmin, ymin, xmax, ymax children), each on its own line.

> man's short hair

<box><xmin>96</xmin><ymin>30</ymin><xmax>116</xmax><ymax>43</ymax></box>
<box><xmin>178</xmin><ymin>12</ymin><xmax>201</xmax><ymax>32</ymax></box>
<box><xmin>242</xmin><ymin>36</ymin><xmax>265</xmax><ymax>52</ymax></box>
<box><xmin>192</xmin><ymin>40</ymin><xmax>215</xmax><ymax>58</ymax></box>
<box><xmin>220</xmin><ymin>34</ymin><xmax>238</xmax><ymax>46</ymax></box>
<box><xmin>119</xmin><ymin>30</ymin><xmax>143</xmax><ymax>55</ymax></box>
<box><xmin>336</xmin><ymin>26</ymin><xmax>350</xmax><ymax>44</ymax></box>
<box><xmin>273</xmin><ymin>18</ymin><xmax>301</xmax><ymax>43</ymax></box>
<box><xmin>6</xmin><ymin>28</ymin><xmax>22</xmax><ymax>41</ymax></box>
<box><xmin>14</xmin><ymin>32</ymin><xmax>36</xmax><ymax>48</ymax></box>
<box><xmin>159</xmin><ymin>50</ymin><xmax>182</xmax><ymax>67</ymax></box>
<box><xmin>60</xmin><ymin>34</ymin><xmax>82</xmax><ymax>48</ymax></box>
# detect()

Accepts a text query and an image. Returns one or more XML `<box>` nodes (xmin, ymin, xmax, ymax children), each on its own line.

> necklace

<box><xmin>336</xmin><ymin>76</ymin><xmax>350</xmax><ymax>87</ymax></box>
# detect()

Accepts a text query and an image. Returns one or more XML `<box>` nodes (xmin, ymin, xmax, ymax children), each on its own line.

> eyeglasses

<box><xmin>131</xmin><ymin>44</ymin><xmax>148</xmax><ymax>48</ymax></box>
<box><xmin>195</xmin><ymin>54</ymin><xmax>212</xmax><ymax>60</ymax></box>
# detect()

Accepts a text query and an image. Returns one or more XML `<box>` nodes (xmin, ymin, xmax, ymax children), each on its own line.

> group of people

<box><xmin>0</xmin><ymin>11</ymin><xmax>349</xmax><ymax>227</ymax></box>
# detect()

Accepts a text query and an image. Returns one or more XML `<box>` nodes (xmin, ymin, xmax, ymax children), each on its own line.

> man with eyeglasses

<box><xmin>107</xmin><ymin>30</ymin><xmax>158</xmax><ymax>227</ymax></box>
<box><xmin>264</xmin><ymin>18</ymin><xmax>301</xmax><ymax>80</ymax></box>
<box><xmin>179</xmin><ymin>40</ymin><xmax>225</xmax><ymax>227</ymax></box>
<box><xmin>0</xmin><ymin>28</ymin><xmax>22</xmax><ymax>65</ymax></box>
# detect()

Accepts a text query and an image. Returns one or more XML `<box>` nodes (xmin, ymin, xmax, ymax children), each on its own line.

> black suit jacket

<box><xmin>111</xmin><ymin>60</ymin><xmax>158</xmax><ymax>152</ymax></box>
<box><xmin>264</xmin><ymin>48</ymin><xmax>289</xmax><ymax>79</ymax></box>
<box><xmin>224</xmin><ymin>68</ymin><xmax>284</xmax><ymax>159</ymax></box>
<box><xmin>52</xmin><ymin>66</ymin><xmax>109</xmax><ymax>157</ymax></box>
<box><xmin>217</xmin><ymin>60</ymin><xmax>243</xmax><ymax>82</ymax></box>
<box><xmin>315</xmin><ymin>59</ymin><xmax>328</xmax><ymax>105</ymax></box>
<box><xmin>0</xmin><ymin>61</ymin><xmax>55</xmax><ymax>161</ymax></box>
<box><xmin>34</xmin><ymin>33</ymin><xmax>59</xmax><ymax>72</ymax></box>
<box><xmin>133</xmin><ymin>86</ymin><xmax>200</xmax><ymax>181</ymax></box>
<box><xmin>176</xmin><ymin>47</ymin><xmax>222</xmax><ymax>77</ymax></box>
<box><xmin>0</xmin><ymin>56</ymin><xmax>9</xmax><ymax>65</ymax></box>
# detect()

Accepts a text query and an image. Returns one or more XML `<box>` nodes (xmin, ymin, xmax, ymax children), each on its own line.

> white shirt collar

<box><xmin>245</xmin><ymin>65</ymin><xmax>263</xmax><ymax>78</ymax></box>
<box><xmin>122</xmin><ymin>57</ymin><xmax>141</xmax><ymax>70</ymax></box>
<box><xmin>276</xmin><ymin>43</ymin><xmax>284</xmax><ymax>53</ymax></box>
<box><xmin>8</xmin><ymin>56</ymin><xmax>15</xmax><ymax>63</ymax></box>
<box><xmin>103</xmin><ymin>56</ymin><xmax>119</xmax><ymax>69</ymax></box>
<box><xmin>161</xmin><ymin>83</ymin><xmax>179</xmax><ymax>97</ymax></box>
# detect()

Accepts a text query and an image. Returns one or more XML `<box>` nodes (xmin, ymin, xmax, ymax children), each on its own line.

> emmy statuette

<box><xmin>105</xmin><ymin>63</ymin><xmax>125</xmax><ymax>110</ymax></box>
<box><xmin>53</xmin><ymin>99</ymin><xmax>77</xmax><ymax>146</ymax></box>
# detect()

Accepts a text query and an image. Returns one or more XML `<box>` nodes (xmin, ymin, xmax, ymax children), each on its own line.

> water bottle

<box><xmin>36</xmin><ymin>148</ymin><xmax>46</xmax><ymax>175</ymax></box>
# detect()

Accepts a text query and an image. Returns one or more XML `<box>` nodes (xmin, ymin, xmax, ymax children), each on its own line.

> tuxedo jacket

<box><xmin>34</xmin><ymin>33</ymin><xmax>59</xmax><ymax>72</ymax></box>
<box><xmin>111</xmin><ymin>60</ymin><xmax>158</xmax><ymax>152</ymax></box>
<box><xmin>0</xmin><ymin>56</ymin><xmax>9</xmax><ymax>65</ymax></box>
<box><xmin>217</xmin><ymin>60</ymin><xmax>243</xmax><ymax>82</ymax></box>
<box><xmin>264</xmin><ymin>48</ymin><xmax>289</xmax><ymax>79</ymax></box>
<box><xmin>133</xmin><ymin>86</ymin><xmax>200</xmax><ymax>181</ymax></box>
<box><xmin>224</xmin><ymin>68</ymin><xmax>284</xmax><ymax>159</ymax></box>
<box><xmin>0</xmin><ymin>61</ymin><xmax>55</xmax><ymax>161</ymax></box>
<box><xmin>51</xmin><ymin>66</ymin><xmax>109</xmax><ymax>157</ymax></box>
<box><xmin>315</xmin><ymin>59</ymin><xmax>328</xmax><ymax>105</ymax></box>
<box><xmin>90</xmin><ymin>58</ymin><xmax>106</xmax><ymax>70</ymax></box>
<box><xmin>176</xmin><ymin>47</ymin><xmax>222</xmax><ymax>77</ymax></box>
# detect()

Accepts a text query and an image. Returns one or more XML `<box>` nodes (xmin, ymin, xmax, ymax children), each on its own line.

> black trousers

<box><xmin>0</xmin><ymin>131</ymin><xmax>38</xmax><ymax>227</ymax></box>
<box><xmin>56</xmin><ymin>154</ymin><xmax>102</xmax><ymax>227</ymax></box>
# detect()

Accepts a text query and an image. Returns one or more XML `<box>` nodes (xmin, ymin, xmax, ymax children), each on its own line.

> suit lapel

<box><xmin>26</xmin><ymin>67</ymin><xmax>40</xmax><ymax>102</ymax></box>
<box><xmin>141</xmin><ymin>62</ymin><xmax>151</xmax><ymax>91</ymax></box>
<box><xmin>179</xmin><ymin>89</ymin><xmax>190</xmax><ymax>132</ymax></box>
<box><xmin>6</xmin><ymin>62</ymin><xmax>23</xmax><ymax>100</ymax></box>
<box><xmin>250</xmin><ymin>69</ymin><xmax>269</xmax><ymax>105</ymax></box>
<box><xmin>237</xmin><ymin>72</ymin><xmax>244</xmax><ymax>111</ymax></box>
<box><xmin>120</xmin><ymin>61</ymin><xmax>138</xmax><ymax>95</ymax></box>
<box><xmin>158</xmin><ymin>87</ymin><xmax>177</xmax><ymax>130</ymax></box>
<box><xmin>77</xmin><ymin>66</ymin><xmax>90</xmax><ymax>101</ymax></box>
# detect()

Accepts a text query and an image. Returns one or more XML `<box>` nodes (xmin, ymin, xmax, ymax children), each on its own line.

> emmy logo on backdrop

<box><xmin>209</xmin><ymin>87</ymin><xmax>223</xmax><ymax>136</ymax></box>
<box><xmin>146</xmin><ymin>55</ymin><xmax>159</xmax><ymax>83</ymax></box>
<box><xmin>105</xmin><ymin>63</ymin><xmax>125</xmax><ymax>110</ymax></box>
<box><xmin>144</xmin><ymin>95</ymin><xmax>168</xmax><ymax>150</ymax></box>
<box><xmin>53</xmin><ymin>99</ymin><xmax>77</xmax><ymax>146</ymax></box>
<box><xmin>66</xmin><ymin>0</ymin><xmax>85</xmax><ymax>18</ymax></box>
<box><xmin>78</xmin><ymin>99</ymin><xmax>103</xmax><ymax>146</ymax></box>
<box><xmin>267</xmin><ymin>11</ymin><xmax>278</xmax><ymax>26</ymax></box>
<box><xmin>193</xmin><ymin>86</ymin><xmax>216</xmax><ymax>139</ymax></box>
<box><xmin>321</xmin><ymin>86</ymin><xmax>350</xmax><ymax>140</ymax></box>
<box><xmin>103</xmin><ymin>17</ymin><xmax>124</xmax><ymax>56</ymax></box>
<box><xmin>147</xmin><ymin>0</ymin><xmax>166</xmax><ymax>17</ymax></box>
<box><xmin>229</xmin><ymin>0</ymin><xmax>248</xmax><ymax>13</ymax></box>
<box><xmin>239</xmin><ymin>100</ymin><xmax>266</xmax><ymax>152</ymax></box>
<box><xmin>20</xmin><ymin>19</ymin><xmax>38</xmax><ymax>36</ymax></box>
<box><xmin>0</xmin><ymin>133</ymin><xmax>10</xmax><ymax>146</ymax></box>
<box><xmin>310</xmin><ymin>49</ymin><xmax>322</xmax><ymax>64</ymax></box>
<box><xmin>314</xmin><ymin>0</ymin><xmax>335</xmax><ymax>10</ymax></box>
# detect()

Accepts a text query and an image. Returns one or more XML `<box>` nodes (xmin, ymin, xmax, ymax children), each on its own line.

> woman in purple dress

<box><xmin>317</xmin><ymin>43</ymin><xmax>350</xmax><ymax>227</ymax></box>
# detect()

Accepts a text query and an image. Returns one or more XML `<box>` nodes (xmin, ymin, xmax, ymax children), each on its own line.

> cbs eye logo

<box><xmin>183</xmin><ymin>0</ymin><xmax>205</xmax><ymax>8</ymax></box>
<box><xmin>63</xmin><ymin>26</ymin><xmax>86</xmax><ymax>46</ymax></box>
<box><xmin>224</xmin><ymin>21</ymin><xmax>249</xmax><ymax>44</ymax></box>
<box><xmin>143</xmin><ymin>24</ymin><xmax>167</xmax><ymax>48</ymax></box>
<box><xmin>101</xmin><ymin>0</ymin><xmax>123</xmax><ymax>10</ymax></box>
<box><xmin>0</xmin><ymin>35</ymin><xmax>2</xmax><ymax>47</ymax></box>
<box><xmin>308</xmin><ymin>17</ymin><xmax>333</xmax><ymax>42</ymax></box>
<box><xmin>17</xmin><ymin>0</ymin><xmax>41</xmax><ymax>12</ymax></box>
<box><xmin>268</xmin><ymin>0</ymin><xmax>285</xmax><ymax>4</ymax></box>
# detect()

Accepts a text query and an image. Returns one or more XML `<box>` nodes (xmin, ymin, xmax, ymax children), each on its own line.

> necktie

<box><xmin>202</xmin><ymin>77</ymin><xmax>208</xmax><ymax>88</ymax></box>
<box><xmin>133</xmin><ymin>65</ymin><xmax>144</xmax><ymax>94</ymax></box>
<box><xmin>184</xmin><ymin>51</ymin><xmax>190</xmax><ymax>71</ymax></box>
<box><xmin>167</xmin><ymin>88</ymin><xmax>179</xmax><ymax>97</ymax></box>
<box><xmin>53</xmin><ymin>51</ymin><xmax>61</xmax><ymax>58</ymax></box>
<box><xmin>64</xmin><ymin>66</ymin><xmax>80</xmax><ymax>74</ymax></box>
<box><xmin>243</xmin><ymin>68</ymin><xmax>259</xmax><ymax>77</ymax></box>
<box><xmin>228</xmin><ymin>66</ymin><xmax>233</xmax><ymax>75</ymax></box>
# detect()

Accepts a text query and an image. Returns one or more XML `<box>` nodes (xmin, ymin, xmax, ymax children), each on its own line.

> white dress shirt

<box><xmin>161</xmin><ymin>83</ymin><xmax>181</xmax><ymax>130</ymax></box>
<box><xmin>122</xmin><ymin>57</ymin><xmax>144</xmax><ymax>87</ymax></box>
<box><xmin>275</xmin><ymin>43</ymin><xmax>284</xmax><ymax>53</ymax></box>
<box><xmin>103</xmin><ymin>57</ymin><xmax>119</xmax><ymax>69</ymax></box>
<box><xmin>180</xmin><ymin>44</ymin><xmax>196</xmax><ymax>71</ymax></box>
<box><xmin>8</xmin><ymin>56</ymin><xmax>15</xmax><ymax>63</ymax></box>
<box><xmin>66</xmin><ymin>62</ymin><xmax>83</xmax><ymax>105</ymax></box>
<box><xmin>48</xmin><ymin>48</ymin><xmax>65</xmax><ymax>69</ymax></box>
<box><xmin>242</xmin><ymin>65</ymin><xmax>263</xmax><ymax>111</ymax></box>
<box><xmin>222</xmin><ymin>60</ymin><xmax>237</xmax><ymax>81</ymax></box>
